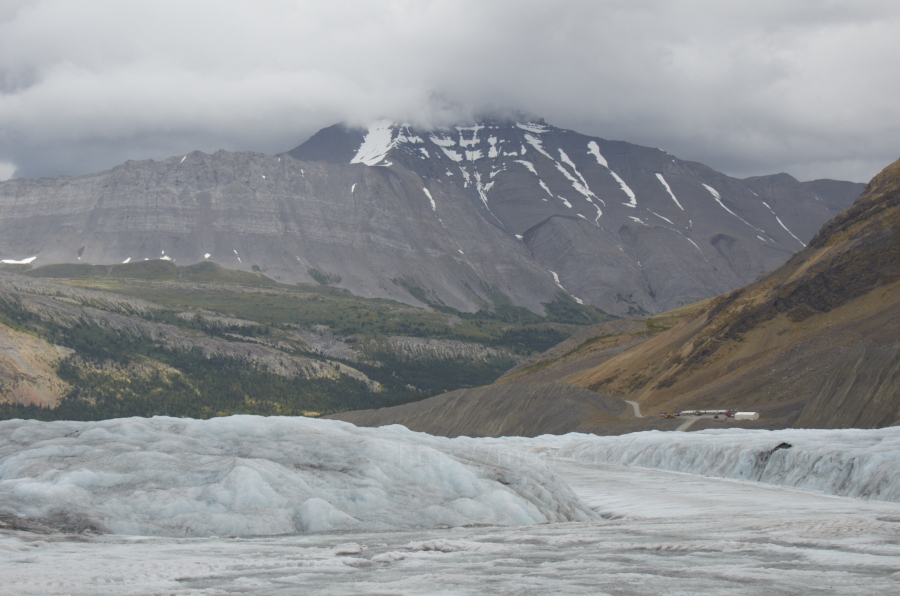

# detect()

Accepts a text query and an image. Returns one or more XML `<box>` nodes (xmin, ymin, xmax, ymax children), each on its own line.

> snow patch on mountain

<box><xmin>351</xmin><ymin>120</ymin><xmax>396</xmax><ymax>166</ymax></box>
<box><xmin>1</xmin><ymin>256</ymin><xmax>36</xmax><ymax>264</ymax></box>
<box><xmin>586</xmin><ymin>142</ymin><xmax>636</xmax><ymax>207</ymax></box>
<box><xmin>538</xmin><ymin>180</ymin><xmax>553</xmax><ymax>197</ymax></box>
<box><xmin>704</xmin><ymin>184</ymin><xmax>761</xmax><ymax>232</ymax></box>
<box><xmin>514</xmin><ymin>160</ymin><xmax>537</xmax><ymax>176</ymax></box>
<box><xmin>457</xmin><ymin>125</ymin><xmax>484</xmax><ymax>148</ymax></box>
<box><xmin>524</xmin><ymin>134</ymin><xmax>552</xmax><ymax>160</ymax></box>
<box><xmin>548</xmin><ymin>270</ymin><xmax>583</xmax><ymax>304</ymax></box>
<box><xmin>587</xmin><ymin>141</ymin><xmax>608</xmax><ymax>168</ymax></box>
<box><xmin>558</xmin><ymin>149</ymin><xmax>591</xmax><ymax>193</ymax></box>
<box><xmin>441</xmin><ymin>147</ymin><xmax>464</xmax><ymax>162</ymax></box>
<box><xmin>648</xmin><ymin>209</ymin><xmax>673</xmax><ymax>225</ymax></box>
<box><xmin>762</xmin><ymin>201</ymin><xmax>806</xmax><ymax>248</ymax></box>
<box><xmin>554</xmin><ymin>163</ymin><xmax>593</xmax><ymax>201</ymax></box>
<box><xmin>516</xmin><ymin>122</ymin><xmax>549</xmax><ymax>134</ymax></box>
<box><xmin>487</xmin><ymin>136</ymin><xmax>499</xmax><ymax>158</ymax></box>
<box><xmin>611</xmin><ymin>171</ymin><xmax>637</xmax><ymax>208</ymax></box>
<box><xmin>429</xmin><ymin>134</ymin><xmax>456</xmax><ymax>147</ymax></box>
<box><xmin>423</xmin><ymin>188</ymin><xmax>436</xmax><ymax>211</ymax></box>
<box><xmin>655</xmin><ymin>173</ymin><xmax>684</xmax><ymax>210</ymax></box>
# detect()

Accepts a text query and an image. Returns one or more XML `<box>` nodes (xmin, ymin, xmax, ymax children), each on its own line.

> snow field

<box><xmin>350</xmin><ymin>120</ymin><xmax>396</xmax><ymax>166</ymax></box>
<box><xmin>0</xmin><ymin>417</ymin><xmax>595</xmax><ymax>537</ymax></box>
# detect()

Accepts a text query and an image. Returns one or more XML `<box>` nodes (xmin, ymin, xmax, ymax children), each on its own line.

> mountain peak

<box><xmin>0</xmin><ymin>120</ymin><xmax>863</xmax><ymax>318</ymax></box>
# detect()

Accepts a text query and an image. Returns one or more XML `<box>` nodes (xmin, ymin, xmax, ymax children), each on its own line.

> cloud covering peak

<box><xmin>1</xmin><ymin>0</ymin><xmax>898</xmax><ymax>182</ymax></box>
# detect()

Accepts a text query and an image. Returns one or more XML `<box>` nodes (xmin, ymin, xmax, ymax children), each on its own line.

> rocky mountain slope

<box><xmin>0</xmin><ymin>120</ymin><xmax>861</xmax><ymax>317</ymax></box>
<box><xmin>332</xmin><ymin>158</ymin><xmax>900</xmax><ymax>434</ymax></box>
<box><xmin>563</xmin><ymin>157</ymin><xmax>900</xmax><ymax>429</ymax></box>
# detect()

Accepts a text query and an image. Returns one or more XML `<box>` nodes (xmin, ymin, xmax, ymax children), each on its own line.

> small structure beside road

<box><xmin>733</xmin><ymin>412</ymin><xmax>760</xmax><ymax>421</ymax></box>
<box><xmin>660</xmin><ymin>410</ymin><xmax>759</xmax><ymax>430</ymax></box>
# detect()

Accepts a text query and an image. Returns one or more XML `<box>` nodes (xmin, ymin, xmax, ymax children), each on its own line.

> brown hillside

<box><xmin>567</xmin><ymin>158</ymin><xmax>900</xmax><ymax>429</ymax></box>
<box><xmin>327</xmin><ymin>382</ymin><xmax>632</xmax><ymax>438</ymax></box>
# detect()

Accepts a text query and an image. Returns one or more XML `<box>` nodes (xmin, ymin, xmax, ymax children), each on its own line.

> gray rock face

<box><xmin>0</xmin><ymin>120</ymin><xmax>863</xmax><ymax>316</ymax></box>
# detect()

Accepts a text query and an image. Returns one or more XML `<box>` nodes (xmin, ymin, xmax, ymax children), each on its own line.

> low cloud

<box><xmin>1</xmin><ymin>0</ymin><xmax>898</xmax><ymax>182</ymax></box>
<box><xmin>0</xmin><ymin>161</ymin><xmax>16</xmax><ymax>181</ymax></box>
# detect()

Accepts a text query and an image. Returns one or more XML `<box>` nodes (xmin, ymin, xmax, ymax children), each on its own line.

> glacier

<box><xmin>0</xmin><ymin>416</ymin><xmax>594</xmax><ymax>537</ymax></box>
<box><xmin>525</xmin><ymin>427</ymin><xmax>900</xmax><ymax>502</ymax></box>
<box><xmin>2</xmin><ymin>419</ymin><xmax>900</xmax><ymax>594</ymax></box>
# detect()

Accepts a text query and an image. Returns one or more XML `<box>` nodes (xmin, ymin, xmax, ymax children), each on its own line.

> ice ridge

<box><xmin>0</xmin><ymin>416</ymin><xmax>596</xmax><ymax>537</ymax></box>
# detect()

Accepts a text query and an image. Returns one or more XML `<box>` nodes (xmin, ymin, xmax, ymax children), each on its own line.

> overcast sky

<box><xmin>1</xmin><ymin>0</ymin><xmax>898</xmax><ymax>183</ymax></box>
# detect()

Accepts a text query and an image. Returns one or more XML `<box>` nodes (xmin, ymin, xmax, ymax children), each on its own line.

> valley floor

<box><xmin>2</xmin><ymin>453</ymin><xmax>898</xmax><ymax>594</ymax></box>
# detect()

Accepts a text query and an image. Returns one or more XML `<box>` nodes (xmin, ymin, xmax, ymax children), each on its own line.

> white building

<box><xmin>734</xmin><ymin>412</ymin><xmax>760</xmax><ymax>421</ymax></box>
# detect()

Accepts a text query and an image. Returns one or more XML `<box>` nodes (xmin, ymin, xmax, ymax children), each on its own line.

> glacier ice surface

<box><xmin>0</xmin><ymin>416</ymin><xmax>595</xmax><ymax>537</ymax></box>
<box><xmin>3</xmin><ymin>426</ymin><xmax>900</xmax><ymax>595</ymax></box>
<box><xmin>529</xmin><ymin>427</ymin><xmax>900</xmax><ymax>502</ymax></box>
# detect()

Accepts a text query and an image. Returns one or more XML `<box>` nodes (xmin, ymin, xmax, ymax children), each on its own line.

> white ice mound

<box><xmin>549</xmin><ymin>427</ymin><xmax>900</xmax><ymax>502</ymax></box>
<box><xmin>0</xmin><ymin>416</ymin><xmax>596</xmax><ymax>536</ymax></box>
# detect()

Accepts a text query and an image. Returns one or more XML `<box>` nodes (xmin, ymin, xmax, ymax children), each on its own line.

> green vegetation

<box><xmin>1</xmin><ymin>351</ymin><xmax>379</xmax><ymax>421</ymax></box>
<box><xmin>26</xmin><ymin>264</ymin><xmax>609</xmax><ymax>354</ymax></box>
<box><xmin>308</xmin><ymin>267</ymin><xmax>341</xmax><ymax>286</ymax></box>
<box><xmin>1</xmin><ymin>262</ymin><xmax>617</xmax><ymax>421</ymax></box>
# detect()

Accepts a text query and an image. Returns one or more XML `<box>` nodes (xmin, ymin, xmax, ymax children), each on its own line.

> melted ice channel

<box><xmin>0</xmin><ymin>417</ymin><xmax>595</xmax><ymax>537</ymax></box>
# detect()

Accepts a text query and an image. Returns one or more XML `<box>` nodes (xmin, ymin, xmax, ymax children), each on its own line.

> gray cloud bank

<box><xmin>1</xmin><ymin>0</ymin><xmax>898</xmax><ymax>182</ymax></box>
